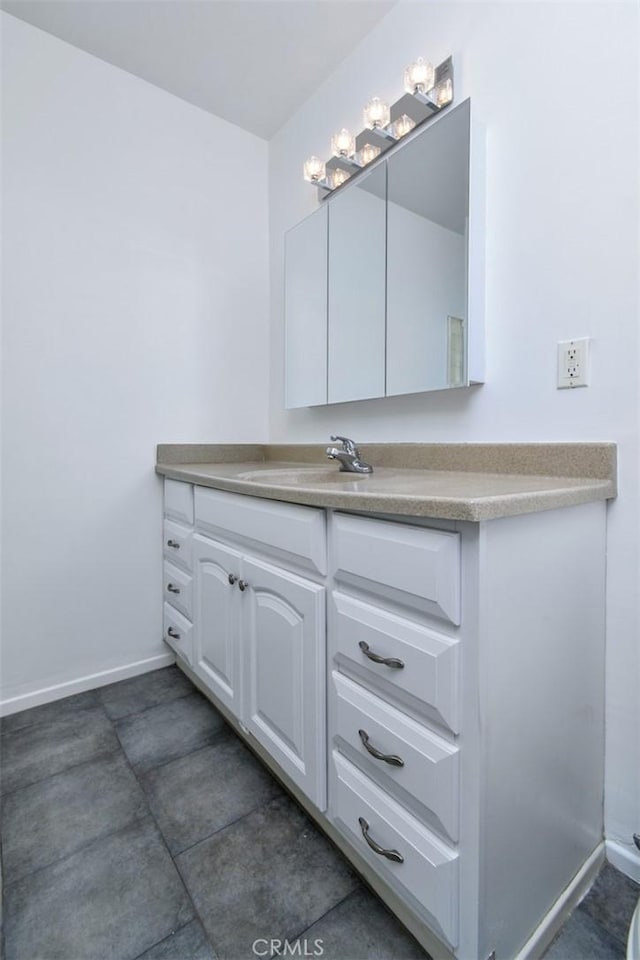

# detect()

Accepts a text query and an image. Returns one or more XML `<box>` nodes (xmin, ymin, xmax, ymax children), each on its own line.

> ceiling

<box><xmin>1</xmin><ymin>0</ymin><xmax>395</xmax><ymax>139</ymax></box>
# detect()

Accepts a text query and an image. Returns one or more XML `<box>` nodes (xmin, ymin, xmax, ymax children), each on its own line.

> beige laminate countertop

<box><xmin>155</xmin><ymin>443</ymin><xmax>616</xmax><ymax>522</ymax></box>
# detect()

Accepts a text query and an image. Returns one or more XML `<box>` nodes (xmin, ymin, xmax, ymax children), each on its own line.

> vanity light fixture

<box><xmin>303</xmin><ymin>156</ymin><xmax>326</xmax><ymax>183</ymax></box>
<box><xmin>393</xmin><ymin>113</ymin><xmax>417</xmax><ymax>139</ymax></box>
<box><xmin>329</xmin><ymin>167</ymin><xmax>351</xmax><ymax>189</ymax></box>
<box><xmin>303</xmin><ymin>54</ymin><xmax>454</xmax><ymax>194</ymax></box>
<box><xmin>331</xmin><ymin>128</ymin><xmax>356</xmax><ymax>158</ymax></box>
<box><xmin>363</xmin><ymin>97</ymin><xmax>390</xmax><ymax>130</ymax></box>
<box><xmin>358</xmin><ymin>143</ymin><xmax>382</xmax><ymax>165</ymax></box>
<box><xmin>404</xmin><ymin>57</ymin><xmax>435</xmax><ymax>95</ymax></box>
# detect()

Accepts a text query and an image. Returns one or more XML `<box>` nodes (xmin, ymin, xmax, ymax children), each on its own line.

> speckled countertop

<box><xmin>155</xmin><ymin>443</ymin><xmax>617</xmax><ymax>521</ymax></box>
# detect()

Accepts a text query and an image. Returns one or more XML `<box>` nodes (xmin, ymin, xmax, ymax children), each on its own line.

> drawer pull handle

<box><xmin>358</xmin><ymin>729</ymin><xmax>404</xmax><ymax>767</ymax></box>
<box><xmin>358</xmin><ymin>817</ymin><xmax>404</xmax><ymax>864</ymax></box>
<box><xmin>358</xmin><ymin>641</ymin><xmax>404</xmax><ymax>670</ymax></box>
<box><xmin>238</xmin><ymin>580</ymin><xmax>249</xmax><ymax>592</ymax></box>
<box><xmin>167</xmin><ymin>627</ymin><xmax>181</xmax><ymax>640</ymax></box>
<box><xmin>228</xmin><ymin>574</ymin><xmax>238</xmax><ymax>586</ymax></box>
<box><xmin>167</xmin><ymin>583</ymin><xmax>181</xmax><ymax>594</ymax></box>
<box><xmin>167</xmin><ymin>539</ymin><xmax>180</xmax><ymax>549</ymax></box>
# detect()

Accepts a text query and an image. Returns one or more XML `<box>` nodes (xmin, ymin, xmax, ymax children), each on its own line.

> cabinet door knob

<box><xmin>166</xmin><ymin>539</ymin><xmax>180</xmax><ymax>549</ymax></box>
<box><xmin>228</xmin><ymin>574</ymin><xmax>238</xmax><ymax>586</ymax></box>
<box><xmin>167</xmin><ymin>627</ymin><xmax>180</xmax><ymax>640</ymax></box>
<box><xmin>358</xmin><ymin>641</ymin><xmax>404</xmax><ymax>670</ymax></box>
<box><xmin>238</xmin><ymin>580</ymin><xmax>249</xmax><ymax>592</ymax></box>
<box><xmin>167</xmin><ymin>583</ymin><xmax>180</xmax><ymax>594</ymax></box>
<box><xmin>358</xmin><ymin>729</ymin><xmax>404</xmax><ymax>767</ymax></box>
<box><xmin>358</xmin><ymin>817</ymin><xmax>404</xmax><ymax>863</ymax></box>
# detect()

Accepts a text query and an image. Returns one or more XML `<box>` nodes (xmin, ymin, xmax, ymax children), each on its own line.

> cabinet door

<box><xmin>241</xmin><ymin>557</ymin><xmax>326</xmax><ymax>810</ymax></box>
<box><xmin>193</xmin><ymin>535</ymin><xmax>243</xmax><ymax>716</ymax></box>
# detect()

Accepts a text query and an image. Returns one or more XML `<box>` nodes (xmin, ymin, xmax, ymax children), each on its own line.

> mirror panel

<box><xmin>386</xmin><ymin>100</ymin><xmax>470</xmax><ymax>396</ymax></box>
<box><xmin>284</xmin><ymin>206</ymin><xmax>328</xmax><ymax>408</ymax></box>
<box><xmin>327</xmin><ymin>164</ymin><xmax>386</xmax><ymax>404</ymax></box>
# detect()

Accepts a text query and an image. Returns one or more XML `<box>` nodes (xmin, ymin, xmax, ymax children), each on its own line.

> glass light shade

<box><xmin>331</xmin><ymin>128</ymin><xmax>355</xmax><ymax>158</ymax></box>
<box><xmin>330</xmin><ymin>167</ymin><xmax>351</xmax><ymax>189</ymax></box>
<box><xmin>404</xmin><ymin>57</ymin><xmax>435</xmax><ymax>95</ymax></box>
<box><xmin>358</xmin><ymin>143</ymin><xmax>381</xmax><ymax>166</ymax></box>
<box><xmin>303</xmin><ymin>156</ymin><xmax>326</xmax><ymax>183</ymax></box>
<box><xmin>363</xmin><ymin>97</ymin><xmax>390</xmax><ymax>130</ymax></box>
<box><xmin>393</xmin><ymin>114</ymin><xmax>416</xmax><ymax>138</ymax></box>
<box><xmin>433</xmin><ymin>77</ymin><xmax>453</xmax><ymax>107</ymax></box>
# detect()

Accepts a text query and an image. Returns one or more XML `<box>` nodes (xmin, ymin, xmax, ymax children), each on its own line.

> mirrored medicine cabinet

<box><xmin>284</xmin><ymin>98</ymin><xmax>484</xmax><ymax>409</ymax></box>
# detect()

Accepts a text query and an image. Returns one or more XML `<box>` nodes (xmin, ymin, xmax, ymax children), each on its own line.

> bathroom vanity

<box><xmin>156</xmin><ymin>443</ymin><xmax>616</xmax><ymax>960</ymax></box>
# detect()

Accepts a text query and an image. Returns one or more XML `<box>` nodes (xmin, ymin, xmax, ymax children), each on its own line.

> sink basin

<box><xmin>237</xmin><ymin>467</ymin><xmax>371</xmax><ymax>486</ymax></box>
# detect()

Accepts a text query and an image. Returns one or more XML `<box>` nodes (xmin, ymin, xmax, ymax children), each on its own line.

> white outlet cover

<box><xmin>557</xmin><ymin>338</ymin><xmax>590</xmax><ymax>389</ymax></box>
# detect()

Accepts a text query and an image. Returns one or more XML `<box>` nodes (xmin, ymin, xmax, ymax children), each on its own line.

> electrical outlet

<box><xmin>557</xmin><ymin>338</ymin><xmax>590</xmax><ymax>388</ymax></box>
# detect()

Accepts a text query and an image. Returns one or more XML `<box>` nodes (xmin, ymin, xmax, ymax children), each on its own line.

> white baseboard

<box><xmin>0</xmin><ymin>653</ymin><xmax>176</xmax><ymax>717</ymax></box>
<box><xmin>606</xmin><ymin>839</ymin><xmax>640</xmax><ymax>884</ymax></box>
<box><xmin>513</xmin><ymin>843</ymin><xmax>605</xmax><ymax>960</ymax></box>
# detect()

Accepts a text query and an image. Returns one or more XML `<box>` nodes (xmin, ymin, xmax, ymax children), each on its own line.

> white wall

<box><xmin>269</xmin><ymin>3</ymin><xmax>639</xmax><ymax>873</ymax></box>
<box><xmin>1</xmin><ymin>13</ymin><xmax>269</xmax><ymax>710</ymax></box>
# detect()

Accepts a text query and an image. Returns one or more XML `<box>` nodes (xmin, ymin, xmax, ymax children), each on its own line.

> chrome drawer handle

<box><xmin>167</xmin><ymin>583</ymin><xmax>180</xmax><ymax>594</ymax></box>
<box><xmin>358</xmin><ymin>817</ymin><xmax>404</xmax><ymax>863</ymax></box>
<box><xmin>167</xmin><ymin>627</ymin><xmax>180</xmax><ymax>640</ymax></box>
<box><xmin>166</xmin><ymin>539</ymin><xmax>180</xmax><ymax>549</ymax></box>
<box><xmin>238</xmin><ymin>580</ymin><xmax>249</xmax><ymax>592</ymax></box>
<box><xmin>228</xmin><ymin>574</ymin><xmax>238</xmax><ymax>586</ymax></box>
<box><xmin>358</xmin><ymin>641</ymin><xmax>404</xmax><ymax>670</ymax></box>
<box><xmin>358</xmin><ymin>729</ymin><xmax>404</xmax><ymax>767</ymax></box>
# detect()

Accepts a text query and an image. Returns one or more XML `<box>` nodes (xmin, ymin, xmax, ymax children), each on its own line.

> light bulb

<box><xmin>404</xmin><ymin>57</ymin><xmax>435</xmax><ymax>95</ymax></box>
<box><xmin>393</xmin><ymin>114</ymin><xmax>416</xmax><ymax>138</ymax></box>
<box><xmin>358</xmin><ymin>143</ymin><xmax>381</xmax><ymax>166</ymax></box>
<box><xmin>363</xmin><ymin>97</ymin><xmax>390</xmax><ymax>130</ymax></box>
<box><xmin>303</xmin><ymin>156</ymin><xmax>326</xmax><ymax>183</ymax></box>
<box><xmin>330</xmin><ymin>168</ymin><xmax>351</xmax><ymax>189</ymax></box>
<box><xmin>331</xmin><ymin>128</ymin><xmax>355</xmax><ymax>158</ymax></box>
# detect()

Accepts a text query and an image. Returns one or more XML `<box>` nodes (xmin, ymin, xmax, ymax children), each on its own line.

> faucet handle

<box><xmin>330</xmin><ymin>435</ymin><xmax>359</xmax><ymax>457</ymax></box>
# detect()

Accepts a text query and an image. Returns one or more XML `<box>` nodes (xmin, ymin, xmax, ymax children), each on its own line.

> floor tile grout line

<box><xmin>272</xmin><ymin>884</ymin><xmax>366</xmax><ymax>957</ymax></box>
<box><xmin>131</xmin><ymin>723</ymin><xmax>232</xmax><ymax>778</ymax></box>
<box><xmin>103</xmin><ymin>687</ymin><xmax>199</xmax><ymax>725</ymax></box>
<box><xmin>0</xmin><ymin>677</ymin><xmax>195</xmax><ymax>740</ymax></box>
<box><xmin>1</xmin><ymin>808</ymin><xmax>154</xmax><ymax>891</ymax></box>
<box><xmin>0</xmin><ymin>745</ymin><xmax>125</xmax><ymax>801</ymax></box>
<box><xmin>115</xmin><ymin>724</ymin><xmax>218</xmax><ymax>960</ymax></box>
<box><xmin>170</xmin><ymin>792</ymin><xmax>284</xmax><ymax>860</ymax></box>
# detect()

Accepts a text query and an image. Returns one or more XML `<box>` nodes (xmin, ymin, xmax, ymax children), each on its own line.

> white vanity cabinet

<box><xmin>191</xmin><ymin>486</ymin><xmax>327</xmax><ymax>810</ymax></box>
<box><xmin>162</xmin><ymin>476</ymin><xmax>607</xmax><ymax>960</ymax></box>
<box><xmin>162</xmin><ymin>479</ymin><xmax>195</xmax><ymax>666</ymax></box>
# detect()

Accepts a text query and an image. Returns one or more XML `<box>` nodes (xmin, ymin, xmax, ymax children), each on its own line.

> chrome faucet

<box><xmin>326</xmin><ymin>435</ymin><xmax>373</xmax><ymax>474</ymax></box>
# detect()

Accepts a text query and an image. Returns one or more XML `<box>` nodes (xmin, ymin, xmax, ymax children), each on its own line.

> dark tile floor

<box><xmin>0</xmin><ymin>666</ymin><xmax>637</xmax><ymax>960</ymax></box>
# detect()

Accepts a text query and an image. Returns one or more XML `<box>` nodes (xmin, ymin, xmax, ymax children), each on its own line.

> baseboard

<box><xmin>513</xmin><ymin>843</ymin><xmax>605</xmax><ymax>960</ymax></box>
<box><xmin>0</xmin><ymin>653</ymin><xmax>176</xmax><ymax>716</ymax></box>
<box><xmin>606</xmin><ymin>839</ymin><xmax>640</xmax><ymax>884</ymax></box>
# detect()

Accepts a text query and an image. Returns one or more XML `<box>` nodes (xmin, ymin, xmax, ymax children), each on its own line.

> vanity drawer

<box><xmin>163</xmin><ymin>519</ymin><xmax>193</xmax><ymax>571</ymax></box>
<box><xmin>332</xmin><ymin>513</ymin><xmax>460</xmax><ymax>624</ymax></box>
<box><xmin>330</xmin><ymin>591</ymin><xmax>459</xmax><ymax>734</ymax></box>
<box><xmin>164</xmin><ymin>479</ymin><xmax>194</xmax><ymax>526</ymax></box>
<box><xmin>331</xmin><ymin>672</ymin><xmax>459</xmax><ymax>842</ymax></box>
<box><xmin>194</xmin><ymin>486</ymin><xmax>326</xmax><ymax>575</ymax></box>
<box><xmin>331</xmin><ymin>750</ymin><xmax>459</xmax><ymax>948</ymax></box>
<box><xmin>163</xmin><ymin>603</ymin><xmax>193</xmax><ymax>665</ymax></box>
<box><xmin>163</xmin><ymin>560</ymin><xmax>193</xmax><ymax>621</ymax></box>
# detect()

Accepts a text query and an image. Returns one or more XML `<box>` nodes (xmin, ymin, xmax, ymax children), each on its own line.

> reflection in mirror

<box><xmin>327</xmin><ymin>164</ymin><xmax>386</xmax><ymax>404</ymax></box>
<box><xmin>386</xmin><ymin>100</ymin><xmax>470</xmax><ymax>396</ymax></box>
<box><xmin>284</xmin><ymin>205</ymin><xmax>328</xmax><ymax>408</ymax></box>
